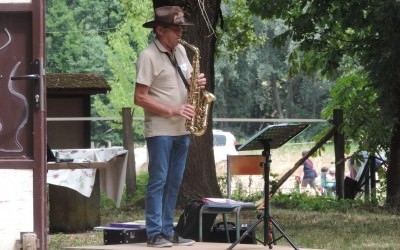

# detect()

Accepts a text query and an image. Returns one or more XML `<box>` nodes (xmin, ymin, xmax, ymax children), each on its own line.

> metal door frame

<box><xmin>0</xmin><ymin>2</ymin><xmax>46</xmax><ymax>249</ymax></box>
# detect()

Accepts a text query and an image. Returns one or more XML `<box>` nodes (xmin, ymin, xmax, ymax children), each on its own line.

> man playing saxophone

<box><xmin>134</xmin><ymin>5</ymin><xmax>207</xmax><ymax>248</ymax></box>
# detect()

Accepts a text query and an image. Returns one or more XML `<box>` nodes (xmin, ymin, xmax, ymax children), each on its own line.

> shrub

<box><xmin>271</xmin><ymin>192</ymin><xmax>384</xmax><ymax>213</ymax></box>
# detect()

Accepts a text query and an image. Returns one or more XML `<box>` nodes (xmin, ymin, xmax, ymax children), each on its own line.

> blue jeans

<box><xmin>145</xmin><ymin>135</ymin><xmax>191</xmax><ymax>238</ymax></box>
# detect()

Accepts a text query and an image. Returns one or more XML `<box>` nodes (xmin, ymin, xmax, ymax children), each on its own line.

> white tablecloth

<box><xmin>47</xmin><ymin>147</ymin><xmax>127</xmax><ymax>208</ymax></box>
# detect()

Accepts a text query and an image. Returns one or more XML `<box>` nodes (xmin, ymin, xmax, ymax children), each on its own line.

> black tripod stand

<box><xmin>227</xmin><ymin>124</ymin><xmax>308</xmax><ymax>250</ymax></box>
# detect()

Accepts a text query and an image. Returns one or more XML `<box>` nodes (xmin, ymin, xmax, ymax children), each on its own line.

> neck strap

<box><xmin>154</xmin><ymin>40</ymin><xmax>190</xmax><ymax>90</ymax></box>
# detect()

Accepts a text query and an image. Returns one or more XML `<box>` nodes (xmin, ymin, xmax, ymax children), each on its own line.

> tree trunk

<box><xmin>270</xmin><ymin>74</ymin><xmax>283</xmax><ymax>118</ymax></box>
<box><xmin>180</xmin><ymin>0</ymin><xmax>222</xmax><ymax>205</ymax></box>
<box><xmin>310</xmin><ymin>76</ymin><xmax>318</xmax><ymax>118</ymax></box>
<box><xmin>286</xmin><ymin>80</ymin><xmax>294</xmax><ymax>117</ymax></box>
<box><xmin>333</xmin><ymin>109</ymin><xmax>345</xmax><ymax>199</ymax></box>
<box><xmin>386</xmin><ymin>120</ymin><xmax>400</xmax><ymax>209</ymax></box>
<box><xmin>152</xmin><ymin>0</ymin><xmax>222</xmax><ymax>206</ymax></box>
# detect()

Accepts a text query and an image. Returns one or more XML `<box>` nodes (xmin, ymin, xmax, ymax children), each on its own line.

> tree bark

<box><xmin>333</xmin><ymin>109</ymin><xmax>345</xmax><ymax>199</ymax></box>
<box><xmin>311</xmin><ymin>76</ymin><xmax>317</xmax><ymax>118</ymax></box>
<box><xmin>270</xmin><ymin>74</ymin><xmax>284</xmax><ymax>118</ymax></box>
<box><xmin>386</xmin><ymin>120</ymin><xmax>400</xmax><ymax>209</ymax></box>
<box><xmin>152</xmin><ymin>0</ymin><xmax>222</xmax><ymax>206</ymax></box>
<box><xmin>179</xmin><ymin>0</ymin><xmax>222</xmax><ymax>205</ymax></box>
<box><xmin>286</xmin><ymin>80</ymin><xmax>294</xmax><ymax>117</ymax></box>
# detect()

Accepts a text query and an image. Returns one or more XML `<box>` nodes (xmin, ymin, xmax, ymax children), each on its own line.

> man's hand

<box><xmin>173</xmin><ymin>104</ymin><xmax>195</xmax><ymax>119</ymax></box>
<box><xmin>196</xmin><ymin>73</ymin><xmax>206</xmax><ymax>89</ymax></box>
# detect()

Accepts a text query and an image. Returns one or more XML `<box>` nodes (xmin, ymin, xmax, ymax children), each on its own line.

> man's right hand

<box><xmin>174</xmin><ymin>104</ymin><xmax>195</xmax><ymax>119</ymax></box>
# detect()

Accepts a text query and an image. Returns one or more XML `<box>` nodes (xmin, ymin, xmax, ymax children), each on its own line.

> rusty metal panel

<box><xmin>0</xmin><ymin>0</ymin><xmax>31</xmax><ymax>2</ymax></box>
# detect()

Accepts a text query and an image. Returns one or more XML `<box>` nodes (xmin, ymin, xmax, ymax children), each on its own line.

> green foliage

<box><xmin>123</xmin><ymin>171</ymin><xmax>149</xmax><ymax>209</ymax></box>
<box><xmin>230</xmin><ymin>188</ymin><xmax>264</xmax><ymax>202</ymax></box>
<box><xmin>46</xmin><ymin>0</ymin><xmax>85</xmax><ymax>73</ymax></box>
<box><xmin>247</xmin><ymin>0</ymin><xmax>400</xmax><ymax>208</ymax></box>
<box><xmin>322</xmin><ymin>66</ymin><xmax>391</xmax><ymax>154</ymax></box>
<box><xmin>217</xmin><ymin>174</ymin><xmax>264</xmax><ymax>201</ymax></box>
<box><xmin>100</xmin><ymin>171</ymin><xmax>148</xmax><ymax>210</ymax></box>
<box><xmin>46</xmin><ymin>0</ymin><xmax>151</xmax><ymax>146</ymax></box>
<box><xmin>92</xmin><ymin>1</ymin><xmax>152</xmax><ymax>145</ymax></box>
<box><xmin>214</xmin><ymin>16</ymin><xmax>332</xmax><ymax>141</ymax></box>
<box><xmin>72</xmin><ymin>0</ymin><xmax>124</xmax><ymax>32</ymax></box>
<box><xmin>271</xmin><ymin>192</ymin><xmax>380</xmax><ymax>213</ymax></box>
<box><xmin>46</xmin><ymin>0</ymin><xmax>123</xmax><ymax>74</ymax></box>
<box><xmin>247</xmin><ymin>0</ymin><xmax>400</xmax><ymax>140</ymax></box>
<box><xmin>99</xmin><ymin>192</ymin><xmax>117</xmax><ymax>210</ymax></box>
<box><xmin>248</xmin><ymin>0</ymin><xmax>400</xmax><ymax>113</ymax></box>
<box><xmin>217</xmin><ymin>0</ymin><xmax>260</xmax><ymax>57</ymax></box>
<box><xmin>217</xmin><ymin>175</ymin><xmax>227</xmax><ymax>196</ymax></box>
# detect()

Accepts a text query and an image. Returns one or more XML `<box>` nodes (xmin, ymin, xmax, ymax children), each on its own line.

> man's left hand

<box><xmin>196</xmin><ymin>73</ymin><xmax>206</xmax><ymax>89</ymax></box>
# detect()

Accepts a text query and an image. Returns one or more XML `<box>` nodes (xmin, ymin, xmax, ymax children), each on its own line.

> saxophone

<box><xmin>179</xmin><ymin>39</ymin><xmax>216</xmax><ymax>136</ymax></box>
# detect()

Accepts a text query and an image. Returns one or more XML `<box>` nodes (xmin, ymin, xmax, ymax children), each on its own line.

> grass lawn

<box><xmin>49</xmin><ymin>142</ymin><xmax>395</xmax><ymax>250</ymax></box>
<box><xmin>48</xmin><ymin>206</ymin><xmax>400</xmax><ymax>250</ymax></box>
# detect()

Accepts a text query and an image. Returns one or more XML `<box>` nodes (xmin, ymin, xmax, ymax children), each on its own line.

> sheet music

<box><xmin>202</xmin><ymin>198</ymin><xmax>254</xmax><ymax>208</ymax></box>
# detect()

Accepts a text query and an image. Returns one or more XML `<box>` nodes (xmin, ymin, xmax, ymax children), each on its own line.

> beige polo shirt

<box><xmin>136</xmin><ymin>39</ymin><xmax>193</xmax><ymax>137</ymax></box>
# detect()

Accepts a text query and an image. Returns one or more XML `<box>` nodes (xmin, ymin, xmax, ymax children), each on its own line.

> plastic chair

<box><xmin>199</xmin><ymin>155</ymin><xmax>264</xmax><ymax>242</ymax></box>
<box><xmin>227</xmin><ymin>155</ymin><xmax>265</xmax><ymax>198</ymax></box>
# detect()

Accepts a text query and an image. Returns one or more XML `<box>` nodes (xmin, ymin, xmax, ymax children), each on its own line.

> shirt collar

<box><xmin>154</xmin><ymin>39</ymin><xmax>175</xmax><ymax>55</ymax></box>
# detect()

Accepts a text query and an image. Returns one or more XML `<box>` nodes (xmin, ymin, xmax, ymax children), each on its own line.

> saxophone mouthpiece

<box><xmin>178</xmin><ymin>39</ymin><xmax>186</xmax><ymax>45</ymax></box>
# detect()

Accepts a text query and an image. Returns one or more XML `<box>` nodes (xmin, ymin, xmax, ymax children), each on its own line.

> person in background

<box><xmin>134</xmin><ymin>5</ymin><xmax>206</xmax><ymax>248</ymax></box>
<box><xmin>300</xmin><ymin>151</ymin><xmax>319</xmax><ymax>194</ymax></box>
<box><xmin>320</xmin><ymin>166</ymin><xmax>336</xmax><ymax>195</ymax></box>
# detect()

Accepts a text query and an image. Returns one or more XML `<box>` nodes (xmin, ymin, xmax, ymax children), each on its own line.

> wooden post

<box><xmin>333</xmin><ymin>109</ymin><xmax>345</xmax><ymax>199</ymax></box>
<box><xmin>370</xmin><ymin>156</ymin><xmax>377</xmax><ymax>202</ymax></box>
<box><xmin>364</xmin><ymin>155</ymin><xmax>378</xmax><ymax>203</ymax></box>
<box><xmin>364</xmin><ymin>157</ymin><xmax>371</xmax><ymax>202</ymax></box>
<box><xmin>122</xmin><ymin>107</ymin><xmax>136</xmax><ymax>196</ymax></box>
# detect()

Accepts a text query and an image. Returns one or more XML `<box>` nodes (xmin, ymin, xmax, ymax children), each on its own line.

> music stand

<box><xmin>228</xmin><ymin>123</ymin><xmax>308</xmax><ymax>250</ymax></box>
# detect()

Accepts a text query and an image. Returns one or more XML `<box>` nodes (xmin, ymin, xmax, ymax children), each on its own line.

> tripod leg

<box><xmin>226</xmin><ymin>217</ymin><xmax>263</xmax><ymax>250</ymax></box>
<box><xmin>270</xmin><ymin>217</ymin><xmax>299</xmax><ymax>250</ymax></box>
<box><xmin>266</xmin><ymin>217</ymin><xmax>274</xmax><ymax>248</ymax></box>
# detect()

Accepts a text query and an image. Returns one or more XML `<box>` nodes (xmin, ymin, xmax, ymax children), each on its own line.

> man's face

<box><xmin>157</xmin><ymin>25</ymin><xmax>185</xmax><ymax>51</ymax></box>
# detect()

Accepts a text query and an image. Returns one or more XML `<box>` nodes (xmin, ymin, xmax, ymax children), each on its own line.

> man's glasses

<box><xmin>165</xmin><ymin>25</ymin><xmax>186</xmax><ymax>33</ymax></box>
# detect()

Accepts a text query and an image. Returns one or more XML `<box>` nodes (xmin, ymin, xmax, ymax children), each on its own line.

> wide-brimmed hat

<box><xmin>143</xmin><ymin>6</ymin><xmax>193</xmax><ymax>28</ymax></box>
